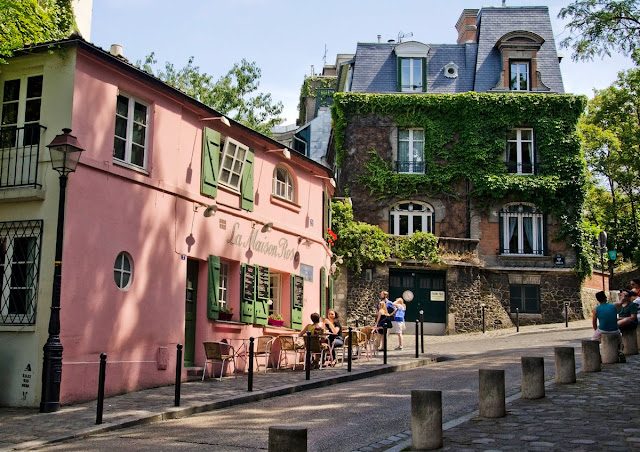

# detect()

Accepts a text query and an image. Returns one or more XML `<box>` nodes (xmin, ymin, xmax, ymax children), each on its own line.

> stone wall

<box><xmin>344</xmin><ymin>265</ymin><xmax>390</xmax><ymax>326</ymax></box>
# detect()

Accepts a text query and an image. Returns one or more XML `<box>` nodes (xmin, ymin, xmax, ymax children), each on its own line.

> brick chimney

<box><xmin>455</xmin><ymin>9</ymin><xmax>479</xmax><ymax>44</ymax></box>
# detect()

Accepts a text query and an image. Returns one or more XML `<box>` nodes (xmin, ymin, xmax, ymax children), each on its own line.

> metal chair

<box><xmin>202</xmin><ymin>341</ymin><xmax>236</xmax><ymax>381</ymax></box>
<box><xmin>254</xmin><ymin>336</ymin><xmax>275</xmax><ymax>373</ymax></box>
<box><xmin>340</xmin><ymin>329</ymin><xmax>368</xmax><ymax>364</ymax></box>
<box><xmin>359</xmin><ymin>326</ymin><xmax>378</xmax><ymax>358</ymax></box>
<box><xmin>276</xmin><ymin>335</ymin><xmax>304</xmax><ymax>370</ymax></box>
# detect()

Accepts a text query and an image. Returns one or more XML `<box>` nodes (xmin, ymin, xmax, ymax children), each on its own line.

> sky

<box><xmin>88</xmin><ymin>0</ymin><xmax>632</xmax><ymax>127</ymax></box>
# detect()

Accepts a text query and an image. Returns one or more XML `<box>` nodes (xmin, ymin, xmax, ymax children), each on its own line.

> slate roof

<box><xmin>348</xmin><ymin>6</ymin><xmax>564</xmax><ymax>95</ymax></box>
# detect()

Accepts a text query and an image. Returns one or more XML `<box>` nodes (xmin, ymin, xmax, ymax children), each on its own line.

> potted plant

<box><xmin>218</xmin><ymin>306</ymin><xmax>233</xmax><ymax>321</ymax></box>
<box><xmin>267</xmin><ymin>313</ymin><xmax>284</xmax><ymax>327</ymax></box>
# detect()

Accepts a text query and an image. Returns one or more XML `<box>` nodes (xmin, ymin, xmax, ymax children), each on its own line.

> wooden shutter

<box><xmin>290</xmin><ymin>275</ymin><xmax>303</xmax><ymax>330</ymax></box>
<box><xmin>254</xmin><ymin>266</ymin><xmax>269</xmax><ymax>325</ymax></box>
<box><xmin>421</xmin><ymin>58</ymin><xmax>427</xmax><ymax>92</ymax></box>
<box><xmin>241</xmin><ymin>147</ymin><xmax>255</xmax><ymax>211</ymax></box>
<box><xmin>396</xmin><ymin>58</ymin><xmax>402</xmax><ymax>92</ymax></box>
<box><xmin>241</xmin><ymin>264</ymin><xmax>256</xmax><ymax>323</ymax></box>
<box><xmin>201</xmin><ymin>127</ymin><xmax>220</xmax><ymax>197</ymax></box>
<box><xmin>328</xmin><ymin>274</ymin><xmax>334</xmax><ymax>310</ymax></box>
<box><xmin>207</xmin><ymin>255</ymin><xmax>220</xmax><ymax>319</ymax></box>
<box><xmin>320</xmin><ymin>267</ymin><xmax>327</xmax><ymax>317</ymax></box>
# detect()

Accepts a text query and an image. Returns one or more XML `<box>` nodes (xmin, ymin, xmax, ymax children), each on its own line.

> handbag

<box><xmin>384</xmin><ymin>316</ymin><xmax>393</xmax><ymax>329</ymax></box>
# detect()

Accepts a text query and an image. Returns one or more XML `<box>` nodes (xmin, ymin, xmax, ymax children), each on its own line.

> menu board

<box><xmin>243</xmin><ymin>265</ymin><xmax>256</xmax><ymax>302</ymax></box>
<box><xmin>293</xmin><ymin>275</ymin><xmax>304</xmax><ymax>308</ymax></box>
<box><xmin>257</xmin><ymin>266</ymin><xmax>270</xmax><ymax>299</ymax></box>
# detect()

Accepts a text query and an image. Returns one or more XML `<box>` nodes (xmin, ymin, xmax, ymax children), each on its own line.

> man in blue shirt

<box><xmin>591</xmin><ymin>291</ymin><xmax>621</xmax><ymax>344</ymax></box>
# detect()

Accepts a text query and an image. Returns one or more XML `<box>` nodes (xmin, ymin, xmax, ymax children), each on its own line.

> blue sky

<box><xmin>89</xmin><ymin>0</ymin><xmax>631</xmax><ymax>126</ymax></box>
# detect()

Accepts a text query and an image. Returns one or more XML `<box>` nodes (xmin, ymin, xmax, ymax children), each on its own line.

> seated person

<box><xmin>615</xmin><ymin>289</ymin><xmax>638</xmax><ymax>331</ymax></box>
<box><xmin>324</xmin><ymin>309</ymin><xmax>343</xmax><ymax>365</ymax></box>
<box><xmin>592</xmin><ymin>291</ymin><xmax>621</xmax><ymax>345</ymax></box>
<box><xmin>298</xmin><ymin>312</ymin><xmax>325</xmax><ymax>337</ymax></box>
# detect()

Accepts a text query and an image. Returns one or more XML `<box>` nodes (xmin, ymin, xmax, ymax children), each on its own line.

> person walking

<box><xmin>391</xmin><ymin>297</ymin><xmax>406</xmax><ymax>350</ymax></box>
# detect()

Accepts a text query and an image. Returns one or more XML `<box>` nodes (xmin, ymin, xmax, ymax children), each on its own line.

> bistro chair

<box><xmin>276</xmin><ymin>335</ymin><xmax>304</xmax><ymax>370</ymax></box>
<box><xmin>254</xmin><ymin>336</ymin><xmax>275</xmax><ymax>373</ymax></box>
<box><xmin>302</xmin><ymin>335</ymin><xmax>329</xmax><ymax>370</ymax></box>
<box><xmin>340</xmin><ymin>329</ymin><xmax>368</xmax><ymax>364</ymax></box>
<box><xmin>202</xmin><ymin>341</ymin><xmax>236</xmax><ymax>381</ymax></box>
<box><xmin>359</xmin><ymin>326</ymin><xmax>378</xmax><ymax>358</ymax></box>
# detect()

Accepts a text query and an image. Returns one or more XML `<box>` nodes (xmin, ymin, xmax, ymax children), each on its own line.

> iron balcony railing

<box><xmin>0</xmin><ymin>125</ymin><xmax>46</xmax><ymax>189</ymax></box>
<box><xmin>395</xmin><ymin>160</ymin><xmax>426</xmax><ymax>174</ymax></box>
<box><xmin>505</xmin><ymin>161</ymin><xmax>537</xmax><ymax>175</ymax></box>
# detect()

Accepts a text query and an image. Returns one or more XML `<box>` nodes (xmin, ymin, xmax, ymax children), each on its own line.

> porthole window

<box><xmin>114</xmin><ymin>252</ymin><xmax>133</xmax><ymax>290</ymax></box>
<box><xmin>443</xmin><ymin>62</ymin><xmax>458</xmax><ymax>79</ymax></box>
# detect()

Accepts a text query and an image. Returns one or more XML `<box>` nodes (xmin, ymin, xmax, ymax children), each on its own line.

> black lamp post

<box><xmin>40</xmin><ymin>128</ymin><xmax>84</xmax><ymax>413</ymax></box>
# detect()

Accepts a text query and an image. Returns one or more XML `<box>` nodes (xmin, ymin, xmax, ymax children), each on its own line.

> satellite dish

<box><xmin>203</xmin><ymin>205</ymin><xmax>217</xmax><ymax>217</ymax></box>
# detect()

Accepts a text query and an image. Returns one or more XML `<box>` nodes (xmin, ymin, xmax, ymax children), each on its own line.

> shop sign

<box><xmin>227</xmin><ymin>222</ymin><xmax>295</xmax><ymax>261</ymax></box>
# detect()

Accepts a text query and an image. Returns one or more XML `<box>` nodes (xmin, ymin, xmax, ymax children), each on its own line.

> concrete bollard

<box><xmin>521</xmin><ymin>357</ymin><xmax>545</xmax><ymax>399</ymax></box>
<box><xmin>479</xmin><ymin>369</ymin><xmax>505</xmax><ymax>418</ymax></box>
<box><xmin>554</xmin><ymin>347</ymin><xmax>576</xmax><ymax>384</ymax></box>
<box><xmin>600</xmin><ymin>333</ymin><xmax>620</xmax><ymax>364</ymax></box>
<box><xmin>581</xmin><ymin>340</ymin><xmax>601</xmax><ymax>373</ymax></box>
<box><xmin>411</xmin><ymin>390</ymin><xmax>443</xmax><ymax>450</ymax></box>
<box><xmin>268</xmin><ymin>426</ymin><xmax>307</xmax><ymax>452</ymax></box>
<box><xmin>636</xmin><ymin>328</ymin><xmax>640</xmax><ymax>350</ymax></box>
<box><xmin>622</xmin><ymin>329</ymin><xmax>638</xmax><ymax>355</ymax></box>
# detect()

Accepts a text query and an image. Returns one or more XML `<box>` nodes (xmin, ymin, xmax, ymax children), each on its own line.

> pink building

<box><xmin>0</xmin><ymin>38</ymin><xmax>335</xmax><ymax>407</ymax></box>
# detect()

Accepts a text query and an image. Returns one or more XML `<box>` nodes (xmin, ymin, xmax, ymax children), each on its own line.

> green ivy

<box><xmin>298</xmin><ymin>76</ymin><xmax>337</xmax><ymax>126</ymax></box>
<box><xmin>331</xmin><ymin>92</ymin><xmax>592</xmax><ymax>280</ymax></box>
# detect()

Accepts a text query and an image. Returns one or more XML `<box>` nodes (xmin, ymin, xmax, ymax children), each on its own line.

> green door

<box><xmin>184</xmin><ymin>259</ymin><xmax>199</xmax><ymax>367</ymax></box>
<box><xmin>389</xmin><ymin>269</ymin><xmax>446</xmax><ymax>329</ymax></box>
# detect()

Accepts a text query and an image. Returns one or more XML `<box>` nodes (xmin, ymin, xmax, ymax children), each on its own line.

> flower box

<box><xmin>267</xmin><ymin>318</ymin><xmax>284</xmax><ymax>327</ymax></box>
<box><xmin>218</xmin><ymin>312</ymin><xmax>233</xmax><ymax>321</ymax></box>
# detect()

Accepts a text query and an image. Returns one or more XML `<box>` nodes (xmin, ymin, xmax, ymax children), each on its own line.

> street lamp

<box><xmin>40</xmin><ymin>128</ymin><xmax>84</xmax><ymax>413</ymax></box>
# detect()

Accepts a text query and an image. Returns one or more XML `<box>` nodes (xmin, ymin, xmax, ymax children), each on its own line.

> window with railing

<box><xmin>505</xmin><ymin>128</ymin><xmax>535</xmax><ymax>174</ymax></box>
<box><xmin>499</xmin><ymin>204</ymin><xmax>545</xmax><ymax>255</ymax></box>
<box><xmin>389</xmin><ymin>201</ymin><xmax>434</xmax><ymax>236</ymax></box>
<box><xmin>1</xmin><ymin>220</ymin><xmax>42</xmax><ymax>325</ymax></box>
<box><xmin>397</xmin><ymin>128</ymin><xmax>425</xmax><ymax>174</ymax></box>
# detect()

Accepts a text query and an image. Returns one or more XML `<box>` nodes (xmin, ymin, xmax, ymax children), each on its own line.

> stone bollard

<box><xmin>581</xmin><ymin>340</ymin><xmax>601</xmax><ymax>373</ymax></box>
<box><xmin>636</xmin><ymin>328</ymin><xmax>640</xmax><ymax>350</ymax></box>
<box><xmin>554</xmin><ymin>347</ymin><xmax>576</xmax><ymax>384</ymax></box>
<box><xmin>268</xmin><ymin>426</ymin><xmax>307</xmax><ymax>452</ymax></box>
<box><xmin>622</xmin><ymin>329</ymin><xmax>638</xmax><ymax>355</ymax></box>
<box><xmin>479</xmin><ymin>369</ymin><xmax>505</xmax><ymax>418</ymax></box>
<box><xmin>521</xmin><ymin>357</ymin><xmax>545</xmax><ymax>399</ymax></box>
<box><xmin>600</xmin><ymin>333</ymin><xmax>620</xmax><ymax>364</ymax></box>
<box><xmin>411</xmin><ymin>390</ymin><xmax>443</xmax><ymax>450</ymax></box>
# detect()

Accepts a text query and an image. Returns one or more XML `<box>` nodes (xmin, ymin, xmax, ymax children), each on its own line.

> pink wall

<box><xmin>57</xmin><ymin>49</ymin><xmax>333</xmax><ymax>403</ymax></box>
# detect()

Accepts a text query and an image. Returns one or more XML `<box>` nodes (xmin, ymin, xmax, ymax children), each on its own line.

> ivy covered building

<box><xmin>324</xmin><ymin>6</ymin><xmax>592</xmax><ymax>333</ymax></box>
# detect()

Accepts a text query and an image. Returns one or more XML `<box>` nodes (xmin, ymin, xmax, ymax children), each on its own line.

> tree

<box><xmin>138</xmin><ymin>53</ymin><xmax>284</xmax><ymax>136</ymax></box>
<box><xmin>0</xmin><ymin>0</ymin><xmax>75</xmax><ymax>63</ymax></box>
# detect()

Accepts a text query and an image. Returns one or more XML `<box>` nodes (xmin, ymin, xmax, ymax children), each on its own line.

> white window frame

<box><xmin>218</xmin><ymin>261</ymin><xmax>229</xmax><ymax>308</ymax></box>
<box><xmin>113</xmin><ymin>93</ymin><xmax>150</xmax><ymax>170</ymax></box>
<box><xmin>1</xmin><ymin>224</ymin><xmax>41</xmax><ymax>325</ymax></box>
<box><xmin>397</xmin><ymin>128</ymin><xmax>425</xmax><ymax>174</ymax></box>
<box><xmin>400</xmin><ymin>58</ymin><xmax>423</xmax><ymax>92</ymax></box>
<box><xmin>269</xmin><ymin>273</ymin><xmax>281</xmax><ymax>316</ymax></box>
<box><xmin>114</xmin><ymin>252</ymin><xmax>133</xmax><ymax>290</ymax></box>
<box><xmin>500</xmin><ymin>203</ymin><xmax>544</xmax><ymax>255</ymax></box>
<box><xmin>506</xmin><ymin>128</ymin><xmax>534</xmax><ymax>174</ymax></box>
<box><xmin>0</xmin><ymin>74</ymin><xmax>43</xmax><ymax>148</ymax></box>
<box><xmin>273</xmin><ymin>166</ymin><xmax>295</xmax><ymax>201</ymax></box>
<box><xmin>390</xmin><ymin>201</ymin><xmax>434</xmax><ymax>236</ymax></box>
<box><xmin>218</xmin><ymin>137</ymin><xmax>249</xmax><ymax>192</ymax></box>
<box><xmin>510</xmin><ymin>61</ymin><xmax>529</xmax><ymax>91</ymax></box>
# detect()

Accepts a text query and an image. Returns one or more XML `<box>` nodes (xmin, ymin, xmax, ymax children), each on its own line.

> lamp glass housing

<box><xmin>47</xmin><ymin>129</ymin><xmax>84</xmax><ymax>176</ymax></box>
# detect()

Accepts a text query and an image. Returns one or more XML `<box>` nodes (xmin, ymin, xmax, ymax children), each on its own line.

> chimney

<box><xmin>455</xmin><ymin>9</ymin><xmax>479</xmax><ymax>44</ymax></box>
<box><xmin>71</xmin><ymin>0</ymin><xmax>93</xmax><ymax>41</ymax></box>
<box><xmin>377</xmin><ymin>34</ymin><xmax>382</xmax><ymax>43</ymax></box>
<box><xmin>110</xmin><ymin>44</ymin><xmax>123</xmax><ymax>57</ymax></box>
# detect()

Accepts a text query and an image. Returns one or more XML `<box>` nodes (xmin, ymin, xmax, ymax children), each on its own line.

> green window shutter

<box><xmin>201</xmin><ymin>127</ymin><xmax>220</xmax><ymax>197</ymax></box>
<box><xmin>254</xmin><ymin>266</ymin><xmax>269</xmax><ymax>326</ymax></box>
<box><xmin>421</xmin><ymin>58</ymin><xmax>427</xmax><ymax>92</ymax></box>
<box><xmin>499</xmin><ymin>213</ymin><xmax>504</xmax><ymax>254</ymax></box>
<box><xmin>396</xmin><ymin>58</ymin><xmax>402</xmax><ymax>92</ymax></box>
<box><xmin>328</xmin><ymin>275</ymin><xmax>334</xmax><ymax>310</ymax></box>
<box><xmin>320</xmin><ymin>267</ymin><xmax>327</xmax><ymax>317</ymax></box>
<box><xmin>207</xmin><ymin>255</ymin><xmax>220</xmax><ymax>319</ymax></box>
<box><xmin>241</xmin><ymin>147</ymin><xmax>255</xmax><ymax>211</ymax></box>
<box><xmin>241</xmin><ymin>264</ymin><xmax>256</xmax><ymax>323</ymax></box>
<box><xmin>290</xmin><ymin>275</ymin><xmax>303</xmax><ymax>330</ymax></box>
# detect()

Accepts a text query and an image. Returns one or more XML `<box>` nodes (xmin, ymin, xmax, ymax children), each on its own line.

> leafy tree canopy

<box><xmin>138</xmin><ymin>53</ymin><xmax>284</xmax><ymax>136</ymax></box>
<box><xmin>0</xmin><ymin>0</ymin><xmax>74</xmax><ymax>63</ymax></box>
<box><xmin>559</xmin><ymin>0</ymin><xmax>640</xmax><ymax>63</ymax></box>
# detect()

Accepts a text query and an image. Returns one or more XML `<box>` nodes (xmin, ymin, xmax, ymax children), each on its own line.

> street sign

<box><xmin>608</xmin><ymin>250</ymin><xmax>617</xmax><ymax>261</ymax></box>
<box><xmin>598</xmin><ymin>231</ymin><xmax>608</xmax><ymax>249</ymax></box>
<box><xmin>554</xmin><ymin>254</ymin><xmax>565</xmax><ymax>266</ymax></box>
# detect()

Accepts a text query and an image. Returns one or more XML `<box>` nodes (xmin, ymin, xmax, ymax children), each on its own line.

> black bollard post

<box><xmin>248</xmin><ymin>337</ymin><xmax>255</xmax><ymax>392</ymax></box>
<box><xmin>482</xmin><ymin>304</ymin><xmax>486</xmax><ymax>334</ymax></box>
<box><xmin>347</xmin><ymin>327</ymin><xmax>353</xmax><ymax>372</ymax></box>
<box><xmin>383</xmin><ymin>325</ymin><xmax>388</xmax><ymax>364</ymax></box>
<box><xmin>174</xmin><ymin>344</ymin><xmax>182</xmax><ymax>407</ymax></box>
<box><xmin>355</xmin><ymin>318</ymin><xmax>359</xmax><ymax>328</ymax></box>
<box><xmin>415</xmin><ymin>319</ymin><xmax>419</xmax><ymax>358</ymax></box>
<box><xmin>419</xmin><ymin>310</ymin><xmax>424</xmax><ymax>354</ymax></box>
<box><xmin>305</xmin><ymin>331</ymin><xmax>311</xmax><ymax>381</ymax></box>
<box><xmin>516</xmin><ymin>308</ymin><xmax>520</xmax><ymax>333</ymax></box>
<box><xmin>96</xmin><ymin>353</ymin><xmax>106</xmax><ymax>425</ymax></box>
<box><xmin>565</xmin><ymin>303</ymin><xmax>569</xmax><ymax>328</ymax></box>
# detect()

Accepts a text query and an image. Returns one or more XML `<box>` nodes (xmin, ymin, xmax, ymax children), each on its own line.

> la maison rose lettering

<box><xmin>227</xmin><ymin>222</ymin><xmax>295</xmax><ymax>261</ymax></box>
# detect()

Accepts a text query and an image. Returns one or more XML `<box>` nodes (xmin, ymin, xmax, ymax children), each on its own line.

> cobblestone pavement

<box><xmin>0</xmin><ymin>320</ymin><xmax>592</xmax><ymax>451</ymax></box>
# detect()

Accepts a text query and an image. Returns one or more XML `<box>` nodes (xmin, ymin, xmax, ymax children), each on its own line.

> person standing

<box><xmin>391</xmin><ymin>297</ymin><xmax>406</xmax><ymax>350</ymax></box>
<box><xmin>374</xmin><ymin>300</ymin><xmax>395</xmax><ymax>350</ymax></box>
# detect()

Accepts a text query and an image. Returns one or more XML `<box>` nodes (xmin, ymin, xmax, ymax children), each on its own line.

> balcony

<box><xmin>395</xmin><ymin>160</ymin><xmax>426</xmax><ymax>174</ymax></box>
<box><xmin>505</xmin><ymin>161</ymin><xmax>537</xmax><ymax>175</ymax></box>
<box><xmin>0</xmin><ymin>125</ymin><xmax>46</xmax><ymax>201</ymax></box>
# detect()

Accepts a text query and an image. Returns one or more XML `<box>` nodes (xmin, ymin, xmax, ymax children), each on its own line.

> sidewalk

<box><xmin>0</xmin><ymin>321</ymin><xmax>591</xmax><ymax>452</ymax></box>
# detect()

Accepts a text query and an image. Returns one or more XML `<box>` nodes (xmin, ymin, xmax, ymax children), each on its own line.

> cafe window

<box><xmin>218</xmin><ymin>261</ymin><xmax>229</xmax><ymax>308</ymax></box>
<box><xmin>269</xmin><ymin>273</ymin><xmax>281</xmax><ymax>316</ymax></box>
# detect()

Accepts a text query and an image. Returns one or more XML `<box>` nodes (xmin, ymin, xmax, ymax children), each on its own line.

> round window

<box><xmin>114</xmin><ymin>252</ymin><xmax>133</xmax><ymax>290</ymax></box>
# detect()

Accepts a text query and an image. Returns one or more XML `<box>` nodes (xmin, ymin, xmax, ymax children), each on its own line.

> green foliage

<box><xmin>138</xmin><ymin>53</ymin><xmax>284</xmax><ymax>136</ymax></box>
<box><xmin>0</xmin><ymin>0</ymin><xmax>75</xmax><ymax>63</ymax></box>
<box><xmin>298</xmin><ymin>76</ymin><xmax>337</xmax><ymax>126</ymax></box>
<box><xmin>331</xmin><ymin>92</ymin><xmax>592</xmax><ymax>279</ymax></box>
<box><xmin>558</xmin><ymin>0</ymin><xmax>640</xmax><ymax>63</ymax></box>
<box><xmin>331</xmin><ymin>200</ymin><xmax>439</xmax><ymax>273</ymax></box>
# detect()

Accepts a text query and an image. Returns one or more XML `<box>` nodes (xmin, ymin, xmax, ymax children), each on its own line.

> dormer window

<box><xmin>510</xmin><ymin>61</ymin><xmax>529</xmax><ymax>91</ymax></box>
<box><xmin>394</xmin><ymin>42</ymin><xmax>430</xmax><ymax>93</ymax></box>
<box><xmin>492</xmin><ymin>31</ymin><xmax>548</xmax><ymax>92</ymax></box>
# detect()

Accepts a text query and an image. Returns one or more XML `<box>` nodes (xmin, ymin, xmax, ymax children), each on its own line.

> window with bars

<box><xmin>397</xmin><ymin>129</ymin><xmax>425</xmax><ymax>174</ymax></box>
<box><xmin>0</xmin><ymin>220</ymin><xmax>42</xmax><ymax>324</ymax></box>
<box><xmin>499</xmin><ymin>204</ymin><xmax>545</xmax><ymax>255</ymax></box>
<box><xmin>510</xmin><ymin>284</ymin><xmax>540</xmax><ymax>313</ymax></box>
